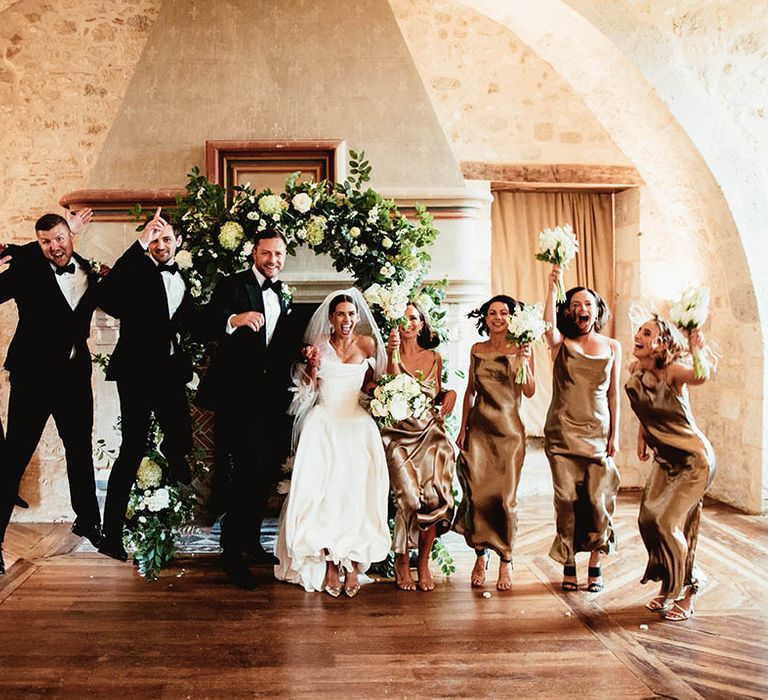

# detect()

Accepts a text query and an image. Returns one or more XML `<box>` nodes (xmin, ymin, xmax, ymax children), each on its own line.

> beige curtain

<box><xmin>491</xmin><ymin>190</ymin><xmax>615</xmax><ymax>435</ymax></box>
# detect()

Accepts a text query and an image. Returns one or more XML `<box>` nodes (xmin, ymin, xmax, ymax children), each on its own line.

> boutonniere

<box><xmin>280</xmin><ymin>283</ymin><xmax>295</xmax><ymax>306</ymax></box>
<box><xmin>87</xmin><ymin>257</ymin><xmax>109</xmax><ymax>278</ymax></box>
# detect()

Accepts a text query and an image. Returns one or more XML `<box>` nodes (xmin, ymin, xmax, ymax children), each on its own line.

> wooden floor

<box><xmin>1</xmin><ymin>493</ymin><xmax>766</xmax><ymax>699</ymax></box>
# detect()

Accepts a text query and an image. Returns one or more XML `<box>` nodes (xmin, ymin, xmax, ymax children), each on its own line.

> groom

<box><xmin>196</xmin><ymin>229</ymin><xmax>296</xmax><ymax>589</ymax></box>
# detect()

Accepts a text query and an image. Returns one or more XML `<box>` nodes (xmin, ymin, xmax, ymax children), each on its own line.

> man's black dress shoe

<box><xmin>243</xmin><ymin>544</ymin><xmax>279</xmax><ymax>566</ymax></box>
<box><xmin>97</xmin><ymin>540</ymin><xmax>128</xmax><ymax>562</ymax></box>
<box><xmin>0</xmin><ymin>547</ymin><xmax>5</xmax><ymax>575</ymax></box>
<box><xmin>14</xmin><ymin>495</ymin><xmax>28</xmax><ymax>509</ymax></box>
<box><xmin>222</xmin><ymin>553</ymin><xmax>257</xmax><ymax>590</ymax></box>
<box><xmin>71</xmin><ymin>522</ymin><xmax>103</xmax><ymax>548</ymax></box>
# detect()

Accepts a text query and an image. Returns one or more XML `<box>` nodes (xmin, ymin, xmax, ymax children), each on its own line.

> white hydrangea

<box><xmin>218</xmin><ymin>221</ymin><xmax>244</xmax><ymax>250</ymax></box>
<box><xmin>136</xmin><ymin>458</ymin><xmax>162</xmax><ymax>490</ymax></box>
<box><xmin>305</xmin><ymin>215</ymin><xmax>327</xmax><ymax>246</ymax></box>
<box><xmin>258</xmin><ymin>194</ymin><xmax>283</xmax><ymax>217</ymax></box>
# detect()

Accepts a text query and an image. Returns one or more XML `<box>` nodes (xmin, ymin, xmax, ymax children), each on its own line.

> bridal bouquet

<box><xmin>535</xmin><ymin>224</ymin><xmax>579</xmax><ymax>303</ymax></box>
<box><xmin>370</xmin><ymin>373</ymin><xmax>430</xmax><ymax>427</ymax></box>
<box><xmin>669</xmin><ymin>285</ymin><xmax>710</xmax><ymax>379</ymax></box>
<box><xmin>506</xmin><ymin>303</ymin><xmax>550</xmax><ymax>383</ymax></box>
<box><xmin>124</xmin><ymin>457</ymin><xmax>195</xmax><ymax>581</ymax></box>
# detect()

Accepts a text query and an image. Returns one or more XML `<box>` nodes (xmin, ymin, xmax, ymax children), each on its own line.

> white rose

<box><xmin>291</xmin><ymin>192</ymin><xmax>312</xmax><ymax>213</ymax></box>
<box><xmin>174</xmin><ymin>250</ymin><xmax>193</xmax><ymax>270</ymax></box>
<box><xmin>389</xmin><ymin>396</ymin><xmax>409</xmax><ymax>422</ymax></box>
<box><xmin>381</xmin><ymin>236</ymin><xmax>393</xmax><ymax>249</ymax></box>
<box><xmin>349</xmin><ymin>226</ymin><xmax>361</xmax><ymax>238</ymax></box>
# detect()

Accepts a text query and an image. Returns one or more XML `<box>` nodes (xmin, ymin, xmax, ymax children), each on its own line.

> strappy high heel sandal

<box><xmin>664</xmin><ymin>599</ymin><xmax>694</xmax><ymax>621</ymax></box>
<box><xmin>587</xmin><ymin>566</ymin><xmax>603</xmax><ymax>593</ymax></box>
<box><xmin>561</xmin><ymin>564</ymin><xmax>578</xmax><ymax>592</ymax></box>
<box><xmin>496</xmin><ymin>558</ymin><xmax>513</xmax><ymax>591</ymax></box>
<box><xmin>645</xmin><ymin>594</ymin><xmax>670</xmax><ymax>612</ymax></box>
<box><xmin>471</xmin><ymin>549</ymin><xmax>489</xmax><ymax>588</ymax></box>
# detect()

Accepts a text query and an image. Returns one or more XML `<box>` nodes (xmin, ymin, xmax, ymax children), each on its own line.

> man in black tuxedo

<box><xmin>96</xmin><ymin>211</ymin><xmax>197</xmax><ymax>562</ymax></box>
<box><xmin>0</xmin><ymin>212</ymin><xmax>103</xmax><ymax>574</ymax></box>
<box><xmin>196</xmin><ymin>229</ymin><xmax>296</xmax><ymax>589</ymax></box>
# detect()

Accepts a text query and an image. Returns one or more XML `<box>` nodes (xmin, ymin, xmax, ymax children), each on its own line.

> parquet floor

<box><xmin>1</xmin><ymin>493</ymin><xmax>766</xmax><ymax>699</ymax></box>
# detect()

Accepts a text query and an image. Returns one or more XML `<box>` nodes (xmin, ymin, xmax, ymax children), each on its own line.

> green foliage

<box><xmin>431</xmin><ymin>536</ymin><xmax>456</xmax><ymax>576</ymax></box>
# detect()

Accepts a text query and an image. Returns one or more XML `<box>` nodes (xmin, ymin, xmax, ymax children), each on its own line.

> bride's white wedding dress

<box><xmin>275</xmin><ymin>342</ymin><xmax>390</xmax><ymax>592</ymax></box>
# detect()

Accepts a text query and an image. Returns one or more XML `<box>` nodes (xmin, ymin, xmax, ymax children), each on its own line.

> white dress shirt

<box><xmin>140</xmin><ymin>241</ymin><xmax>185</xmax><ymax>354</ymax></box>
<box><xmin>226</xmin><ymin>266</ymin><xmax>281</xmax><ymax>345</ymax></box>
<box><xmin>52</xmin><ymin>260</ymin><xmax>88</xmax><ymax>359</ymax></box>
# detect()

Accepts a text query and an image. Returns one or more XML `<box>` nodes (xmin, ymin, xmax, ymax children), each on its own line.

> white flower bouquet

<box><xmin>506</xmin><ymin>303</ymin><xmax>550</xmax><ymax>383</ymax></box>
<box><xmin>669</xmin><ymin>285</ymin><xmax>710</xmax><ymax>378</ymax></box>
<box><xmin>364</xmin><ymin>280</ymin><xmax>413</xmax><ymax>363</ymax></box>
<box><xmin>535</xmin><ymin>223</ymin><xmax>579</xmax><ymax>303</ymax></box>
<box><xmin>369</xmin><ymin>373</ymin><xmax>430</xmax><ymax>428</ymax></box>
<box><xmin>124</xmin><ymin>458</ymin><xmax>195</xmax><ymax>581</ymax></box>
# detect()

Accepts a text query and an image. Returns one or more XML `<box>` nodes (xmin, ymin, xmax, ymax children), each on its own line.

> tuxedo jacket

<box><xmin>0</xmin><ymin>242</ymin><xmax>100</xmax><ymax>377</ymax></box>
<box><xmin>98</xmin><ymin>241</ymin><xmax>195</xmax><ymax>384</ymax></box>
<box><xmin>195</xmin><ymin>269</ymin><xmax>296</xmax><ymax>412</ymax></box>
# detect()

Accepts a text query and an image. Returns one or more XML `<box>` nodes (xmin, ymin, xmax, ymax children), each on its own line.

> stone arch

<box><xmin>456</xmin><ymin>0</ymin><xmax>764</xmax><ymax>511</ymax></box>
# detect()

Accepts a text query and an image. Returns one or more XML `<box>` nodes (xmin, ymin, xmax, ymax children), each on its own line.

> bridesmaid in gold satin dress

<box><xmin>626</xmin><ymin>316</ymin><xmax>715</xmax><ymax>621</ymax></box>
<box><xmin>381</xmin><ymin>303</ymin><xmax>457</xmax><ymax>592</ymax></box>
<box><xmin>543</xmin><ymin>266</ymin><xmax>621</xmax><ymax>592</ymax></box>
<box><xmin>454</xmin><ymin>295</ymin><xmax>535</xmax><ymax>591</ymax></box>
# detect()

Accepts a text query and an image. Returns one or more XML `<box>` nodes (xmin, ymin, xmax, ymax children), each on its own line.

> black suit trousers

<box><xmin>217</xmin><ymin>400</ymin><xmax>291</xmax><ymax>553</ymax></box>
<box><xmin>102</xmin><ymin>371</ymin><xmax>192</xmax><ymax>542</ymax></box>
<box><xmin>0</xmin><ymin>358</ymin><xmax>100</xmax><ymax>542</ymax></box>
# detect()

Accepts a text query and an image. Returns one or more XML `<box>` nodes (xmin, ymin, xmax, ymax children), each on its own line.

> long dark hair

<box><xmin>328</xmin><ymin>294</ymin><xmax>356</xmax><ymax>316</ymax></box>
<box><xmin>407</xmin><ymin>301</ymin><xmax>440</xmax><ymax>349</ymax></box>
<box><xmin>468</xmin><ymin>294</ymin><xmax>520</xmax><ymax>336</ymax></box>
<box><xmin>556</xmin><ymin>286</ymin><xmax>610</xmax><ymax>338</ymax></box>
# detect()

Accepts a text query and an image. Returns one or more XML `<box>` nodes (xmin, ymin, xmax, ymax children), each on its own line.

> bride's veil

<box><xmin>287</xmin><ymin>287</ymin><xmax>386</xmax><ymax>453</ymax></box>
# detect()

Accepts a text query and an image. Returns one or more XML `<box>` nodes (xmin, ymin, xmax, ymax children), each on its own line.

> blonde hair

<box><xmin>651</xmin><ymin>314</ymin><xmax>687</xmax><ymax>368</ymax></box>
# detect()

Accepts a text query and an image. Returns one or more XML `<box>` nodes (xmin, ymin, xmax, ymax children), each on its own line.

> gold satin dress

<box><xmin>454</xmin><ymin>352</ymin><xmax>526</xmax><ymax>561</ymax></box>
<box><xmin>625</xmin><ymin>369</ymin><xmax>716</xmax><ymax>599</ymax></box>
<box><xmin>544</xmin><ymin>343</ymin><xmax>620</xmax><ymax>565</ymax></box>
<box><xmin>380</xmin><ymin>356</ymin><xmax>456</xmax><ymax>554</ymax></box>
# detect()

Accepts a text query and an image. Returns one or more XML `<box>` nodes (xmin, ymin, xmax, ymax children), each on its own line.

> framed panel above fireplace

<box><xmin>205</xmin><ymin>139</ymin><xmax>346</xmax><ymax>194</ymax></box>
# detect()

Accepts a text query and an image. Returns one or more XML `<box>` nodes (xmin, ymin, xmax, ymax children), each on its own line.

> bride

<box><xmin>274</xmin><ymin>289</ymin><xmax>391</xmax><ymax>597</ymax></box>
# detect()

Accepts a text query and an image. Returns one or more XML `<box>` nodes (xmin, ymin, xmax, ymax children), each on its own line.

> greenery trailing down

<box><xmin>91</xmin><ymin>353</ymin><xmax>200</xmax><ymax>582</ymax></box>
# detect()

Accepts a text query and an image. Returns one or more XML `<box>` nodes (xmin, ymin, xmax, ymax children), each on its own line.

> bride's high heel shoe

<box><xmin>323</xmin><ymin>578</ymin><xmax>342</xmax><ymax>598</ymax></box>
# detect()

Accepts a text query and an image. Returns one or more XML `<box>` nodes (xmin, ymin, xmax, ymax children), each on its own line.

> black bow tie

<box><xmin>55</xmin><ymin>263</ymin><xmax>76</xmax><ymax>276</ymax></box>
<box><xmin>261</xmin><ymin>278</ymin><xmax>281</xmax><ymax>292</ymax></box>
<box><xmin>159</xmin><ymin>263</ymin><xmax>179</xmax><ymax>275</ymax></box>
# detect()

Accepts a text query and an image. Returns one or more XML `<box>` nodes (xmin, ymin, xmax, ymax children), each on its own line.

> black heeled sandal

<box><xmin>587</xmin><ymin>566</ymin><xmax>603</xmax><ymax>592</ymax></box>
<box><xmin>497</xmin><ymin>557</ymin><xmax>513</xmax><ymax>591</ymax></box>
<box><xmin>471</xmin><ymin>548</ymin><xmax>489</xmax><ymax>588</ymax></box>
<box><xmin>562</xmin><ymin>564</ymin><xmax>578</xmax><ymax>591</ymax></box>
